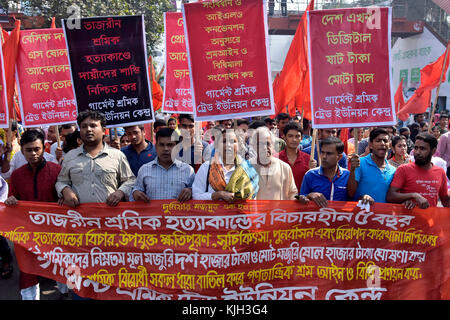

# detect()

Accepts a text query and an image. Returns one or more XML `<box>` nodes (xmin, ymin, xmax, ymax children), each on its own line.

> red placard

<box><xmin>1</xmin><ymin>200</ymin><xmax>450</xmax><ymax>300</ymax></box>
<box><xmin>307</xmin><ymin>8</ymin><xmax>396</xmax><ymax>128</ymax></box>
<box><xmin>182</xmin><ymin>0</ymin><xmax>274</xmax><ymax>121</ymax></box>
<box><xmin>162</xmin><ymin>12</ymin><xmax>193</xmax><ymax>114</ymax></box>
<box><xmin>16</xmin><ymin>29</ymin><xmax>77</xmax><ymax>127</ymax></box>
<box><xmin>0</xmin><ymin>33</ymin><xmax>8</xmax><ymax>128</ymax></box>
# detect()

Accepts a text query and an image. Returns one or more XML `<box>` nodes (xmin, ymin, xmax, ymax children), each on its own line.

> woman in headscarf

<box><xmin>192</xmin><ymin>128</ymin><xmax>259</xmax><ymax>202</ymax></box>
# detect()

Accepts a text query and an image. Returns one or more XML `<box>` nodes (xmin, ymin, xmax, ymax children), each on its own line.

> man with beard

<box><xmin>348</xmin><ymin>128</ymin><xmax>397</xmax><ymax>203</ymax></box>
<box><xmin>387</xmin><ymin>132</ymin><xmax>449</xmax><ymax>208</ymax></box>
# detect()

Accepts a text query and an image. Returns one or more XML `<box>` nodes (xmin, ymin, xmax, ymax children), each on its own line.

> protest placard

<box><xmin>307</xmin><ymin>7</ymin><xmax>396</xmax><ymax>128</ymax></box>
<box><xmin>62</xmin><ymin>15</ymin><xmax>154</xmax><ymax>127</ymax></box>
<box><xmin>182</xmin><ymin>0</ymin><xmax>274</xmax><ymax>121</ymax></box>
<box><xmin>16</xmin><ymin>29</ymin><xmax>77</xmax><ymax>127</ymax></box>
<box><xmin>162</xmin><ymin>12</ymin><xmax>193</xmax><ymax>114</ymax></box>
<box><xmin>0</xmin><ymin>32</ymin><xmax>8</xmax><ymax>128</ymax></box>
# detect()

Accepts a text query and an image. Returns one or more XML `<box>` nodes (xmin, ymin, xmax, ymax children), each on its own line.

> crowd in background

<box><xmin>0</xmin><ymin>108</ymin><xmax>449</xmax><ymax>299</ymax></box>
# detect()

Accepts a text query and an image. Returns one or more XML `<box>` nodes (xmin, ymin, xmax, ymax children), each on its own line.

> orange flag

<box><xmin>394</xmin><ymin>78</ymin><xmax>405</xmax><ymax>116</ymax></box>
<box><xmin>51</xmin><ymin>17</ymin><xmax>56</xmax><ymax>28</ymax></box>
<box><xmin>2</xmin><ymin>20</ymin><xmax>21</xmax><ymax>121</ymax></box>
<box><xmin>339</xmin><ymin>128</ymin><xmax>349</xmax><ymax>154</ymax></box>
<box><xmin>273</xmin><ymin>0</ymin><xmax>314</xmax><ymax>116</ymax></box>
<box><xmin>416</xmin><ymin>43</ymin><xmax>450</xmax><ymax>96</ymax></box>
<box><xmin>398</xmin><ymin>44</ymin><xmax>449</xmax><ymax>121</ymax></box>
<box><xmin>148</xmin><ymin>57</ymin><xmax>163</xmax><ymax>112</ymax></box>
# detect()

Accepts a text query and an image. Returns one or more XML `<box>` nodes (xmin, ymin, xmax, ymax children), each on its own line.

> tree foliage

<box><xmin>23</xmin><ymin>0</ymin><xmax>174</xmax><ymax>55</ymax></box>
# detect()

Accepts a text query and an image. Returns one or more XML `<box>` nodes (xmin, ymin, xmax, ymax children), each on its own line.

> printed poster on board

<box><xmin>62</xmin><ymin>15</ymin><xmax>154</xmax><ymax>128</ymax></box>
<box><xmin>182</xmin><ymin>0</ymin><xmax>275</xmax><ymax>121</ymax></box>
<box><xmin>307</xmin><ymin>7</ymin><xmax>396</xmax><ymax>128</ymax></box>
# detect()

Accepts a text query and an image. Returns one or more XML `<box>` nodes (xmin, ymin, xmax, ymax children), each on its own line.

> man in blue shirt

<box><xmin>347</xmin><ymin>127</ymin><xmax>396</xmax><ymax>203</ymax></box>
<box><xmin>299</xmin><ymin>136</ymin><xmax>373</xmax><ymax>208</ymax></box>
<box><xmin>121</xmin><ymin>124</ymin><xmax>156</xmax><ymax>176</ymax></box>
<box><xmin>302</xmin><ymin>128</ymin><xmax>348</xmax><ymax>168</ymax></box>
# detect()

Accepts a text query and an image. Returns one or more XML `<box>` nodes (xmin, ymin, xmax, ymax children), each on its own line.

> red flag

<box><xmin>394</xmin><ymin>78</ymin><xmax>405</xmax><ymax>115</ymax></box>
<box><xmin>416</xmin><ymin>44</ymin><xmax>450</xmax><ymax>95</ymax></box>
<box><xmin>398</xmin><ymin>89</ymin><xmax>432</xmax><ymax>122</ymax></box>
<box><xmin>340</xmin><ymin>128</ymin><xmax>349</xmax><ymax>155</ymax></box>
<box><xmin>2</xmin><ymin>20</ymin><xmax>21</xmax><ymax>121</ymax></box>
<box><xmin>398</xmin><ymin>44</ymin><xmax>449</xmax><ymax>121</ymax></box>
<box><xmin>148</xmin><ymin>57</ymin><xmax>163</xmax><ymax>112</ymax></box>
<box><xmin>273</xmin><ymin>0</ymin><xmax>314</xmax><ymax>115</ymax></box>
<box><xmin>294</xmin><ymin>69</ymin><xmax>312</xmax><ymax>120</ymax></box>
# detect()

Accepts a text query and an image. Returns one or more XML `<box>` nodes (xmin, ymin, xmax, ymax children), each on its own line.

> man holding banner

<box><xmin>130</xmin><ymin>127</ymin><xmax>195</xmax><ymax>202</ymax></box>
<box><xmin>387</xmin><ymin>132</ymin><xmax>449</xmax><ymax>209</ymax></box>
<box><xmin>4</xmin><ymin>129</ymin><xmax>67</xmax><ymax>300</ymax></box>
<box><xmin>56</xmin><ymin>110</ymin><xmax>135</xmax><ymax>208</ymax></box>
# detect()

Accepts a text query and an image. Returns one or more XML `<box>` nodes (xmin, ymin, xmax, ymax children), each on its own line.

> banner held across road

<box><xmin>1</xmin><ymin>200</ymin><xmax>449</xmax><ymax>300</ymax></box>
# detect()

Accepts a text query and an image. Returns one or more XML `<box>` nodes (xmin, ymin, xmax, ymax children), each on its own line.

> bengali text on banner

<box><xmin>16</xmin><ymin>28</ymin><xmax>77</xmax><ymax>127</ymax></box>
<box><xmin>62</xmin><ymin>15</ymin><xmax>154</xmax><ymax>128</ymax></box>
<box><xmin>307</xmin><ymin>7</ymin><xmax>396</xmax><ymax>128</ymax></box>
<box><xmin>162</xmin><ymin>12</ymin><xmax>193</xmax><ymax>114</ymax></box>
<box><xmin>182</xmin><ymin>0</ymin><xmax>275</xmax><ymax>121</ymax></box>
<box><xmin>1</xmin><ymin>200</ymin><xmax>449</xmax><ymax>300</ymax></box>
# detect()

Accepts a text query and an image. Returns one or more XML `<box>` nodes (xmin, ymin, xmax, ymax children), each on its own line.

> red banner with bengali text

<box><xmin>16</xmin><ymin>29</ymin><xmax>77</xmax><ymax>127</ymax></box>
<box><xmin>307</xmin><ymin>7</ymin><xmax>396</xmax><ymax>128</ymax></box>
<box><xmin>182</xmin><ymin>0</ymin><xmax>275</xmax><ymax>121</ymax></box>
<box><xmin>1</xmin><ymin>200</ymin><xmax>450</xmax><ymax>300</ymax></box>
<box><xmin>0</xmin><ymin>33</ymin><xmax>8</xmax><ymax>128</ymax></box>
<box><xmin>162</xmin><ymin>12</ymin><xmax>193</xmax><ymax>114</ymax></box>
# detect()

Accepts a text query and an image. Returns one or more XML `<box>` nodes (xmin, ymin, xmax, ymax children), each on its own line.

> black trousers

<box><xmin>0</xmin><ymin>235</ymin><xmax>12</xmax><ymax>265</ymax></box>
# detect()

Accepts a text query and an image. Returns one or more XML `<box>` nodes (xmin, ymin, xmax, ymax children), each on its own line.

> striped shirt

<box><xmin>130</xmin><ymin>158</ymin><xmax>195</xmax><ymax>201</ymax></box>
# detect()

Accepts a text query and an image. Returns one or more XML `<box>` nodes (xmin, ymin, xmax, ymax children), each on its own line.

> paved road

<box><xmin>0</xmin><ymin>239</ymin><xmax>72</xmax><ymax>300</ymax></box>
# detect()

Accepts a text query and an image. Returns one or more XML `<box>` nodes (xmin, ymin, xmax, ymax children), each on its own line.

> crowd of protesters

<box><xmin>0</xmin><ymin>108</ymin><xmax>449</xmax><ymax>299</ymax></box>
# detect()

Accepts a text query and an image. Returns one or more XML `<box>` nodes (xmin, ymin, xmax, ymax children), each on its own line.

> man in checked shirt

<box><xmin>130</xmin><ymin>127</ymin><xmax>195</xmax><ymax>202</ymax></box>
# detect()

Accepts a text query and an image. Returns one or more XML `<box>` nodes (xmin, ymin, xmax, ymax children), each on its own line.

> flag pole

<box><xmin>56</xmin><ymin>125</ymin><xmax>61</xmax><ymax>147</ymax></box>
<box><xmin>310</xmin><ymin>128</ymin><xmax>317</xmax><ymax>163</ymax></box>
<box><xmin>428</xmin><ymin>42</ymin><xmax>450</xmax><ymax>133</ymax></box>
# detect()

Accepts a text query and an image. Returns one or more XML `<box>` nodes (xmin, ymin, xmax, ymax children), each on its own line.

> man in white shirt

<box><xmin>249</xmin><ymin>126</ymin><xmax>298</xmax><ymax>200</ymax></box>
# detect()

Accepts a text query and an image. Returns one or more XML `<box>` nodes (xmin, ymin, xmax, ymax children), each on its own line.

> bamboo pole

<box><xmin>428</xmin><ymin>43</ymin><xmax>450</xmax><ymax>133</ymax></box>
<box><xmin>156</xmin><ymin>64</ymin><xmax>165</xmax><ymax>82</ymax></box>
<box><xmin>310</xmin><ymin>128</ymin><xmax>317</xmax><ymax>162</ymax></box>
<box><xmin>56</xmin><ymin>125</ymin><xmax>61</xmax><ymax>148</ymax></box>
